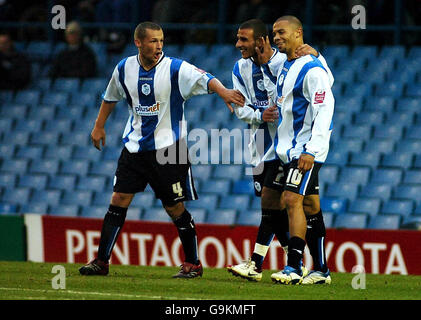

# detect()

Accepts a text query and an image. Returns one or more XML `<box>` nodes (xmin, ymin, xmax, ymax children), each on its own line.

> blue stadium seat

<box><xmin>359</xmin><ymin>183</ymin><xmax>392</xmax><ymax>201</ymax></box>
<box><xmin>236</xmin><ymin>210</ymin><xmax>261</xmax><ymax>226</ymax></box>
<box><xmin>80</xmin><ymin>205</ymin><xmax>107</xmax><ymax>218</ymax></box>
<box><xmin>414</xmin><ymin>155</ymin><xmax>421</xmax><ymax>169</ymax></box>
<box><xmin>14</xmin><ymin>90</ymin><xmax>41</xmax><ymax>105</ymax></box>
<box><xmin>72</xmin><ymin>145</ymin><xmax>102</xmax><ymax>162</ymax></box>
<box><xmin>15</xmin><ymin>145</ymin><xmax>44</xmax><ymax>159</ymax></box>
<box><xmin>0</xmin><ymin>119</ymin><xmax>13</xmax><ymax>136</ymax></box>
<box><xmin>324</xmin><ymin>150</ymin><xmax>349</xmax><ymax>166</ymax></box>
<box><xmin>414</xmin><ymin>203</ymin><xmax>421</xmax><ymax>216</ymax></box>
<box><xmin>232</xmin><ymin>179</ymin><xmax>255</xmax><ymax>195</ymax></box>
<box><xmin>71</xmin><ymin>92</ymin><xmax>98</xmax><ymax>107</ymax></box>
<box><xmin>338</xmin><ymin>167</ymin><xmax>370</xmax><ymax>185</ymax></box>
<box><xmin>44</xmin><ymin>145</ymin><xmax>74</xmax><ymax>160</ymax></box>
<box><xmin>367</xmin><ymin>215</ymin><xmax>401</xmax><ymax>230</ymax></box>
<box><xmin>75</xmin><ymin>176</ymin><xmax>107</xmax><ymax>192</ymax></box>
<box><xmin>0</xmin><ymin>159</ymin><xmax>28</xmax><ymax>174</ymax></box>
<box><xmin>56</xmin><ymin>105</ymin><xmax>86</xmax><ymax>120</ymax></box>
<box><xmin>380</xmin><ymin>199</ymin><xmax>414</xmax><ymax>217</ymax></box>
<box><xmin>379</xmin><ymin>45</ymin><xmax>405</xmax><ymax>59</ymax></box>
<box><xmin>347</xmin><ymin>198</ymin><xmax>381</xmax><ymax>216</ymax></box>
<box><xmin>189</xmin><ymin>208</ymin><xmax>207</xmax><ymax>224</ymax></box>
<box><xmin>91</xmin><ymin>192</ymin><xmax>112</xmax><ymax>206</ymax></box>
<box><xmin>402</xmin><ymin>170</ymin><xmax>421</xmax><ymax>184</ymax></box>
<box><xmin>342</xmin><ymin>124</ymin><xmax>371</xmax><ymax>140</ymax></box>
<box><xmin>30</xmin><ymin>189</ymin><xmax>62</xmax><ymax>206</ymax></box>
<box><xmin>101</xmin><ymin>146</ymin><xmax>121</xmax><ymax>161</ymax></box>
<box><xmin>186</xmin><ymin>194</ymin><xmax>219</xmax><ymax>210</ymax></box>
<box><xmin>395</xmin><ymin>140</ymin><xmax>421</xmax><ymax>154</ymax></box>
<box><xmin>333</xmin><ymin>213</ymin><xmax>367</xmax><ymax>229</ymax></box>
<box><xmin>350</xmin><ymin>45</ymin><xmax>377</xmax><ymax>61</ymax></box>
<box><xmin>200</xmin><ymin>179</ymin><xmax>231</xmax><ymax>194</ymax></box>
<box><xmin>0</xmin><ymin>144</ymin><xmax>16</xmax><ymax>160</ymax></box>
<box><xmin>20</xmin><ymin>202</ymin><xmax>49</xmax><ymax>214</ymax></box>
<box><xmin>29</xmin><ymin>159</ymin><xmax>60</xmax><ymax>175</ymax></box>
<box><xmin>348</xmin><ymin>152</ymin><xmax>380</xmax><ymax>169</ymax></box>
<box><xmin>49</xmin><ymin>204</ymin><xmax>80</xmax><ymax>217</ymax></box>
<box><xmin>0</xmin><ymin>90</ymin><xmax>14</xmax><ymax>104</ymax></box>
<box><xmin>14</xmin><ymin>119</ymin><xmax>43</xmax><ymax>132</ymax></box>
<box><xmin>18</xmin><ymin>174</ymin><xmax>48</xmax><ymax>189</ymax></box>
<box><xmin>404</xmin><ymin>125</ymin><xmax>421</xmax><ymax>140</ymax></box>
<box><xmin>80</xmin><ymin>78</ymin><xmax>108</xmax><ymax>93</ymax></box>
<box><xmin>41</xmin><ymin>92</ymin><xmax>69</xmax><ymax>107</ymax></box>
<box><xmin>6</xmin><ymin>132</ymin><xmax>30</xmax><ymax>145</ymax></box>
<box><xmin>353</xmin><ymin>111</ymin><xmax>384</xmax><ymax>125</ymax></box>
<box><xmin>250</xmin><ymin>197</ymin><xmax>260</xmax><ymax>210</ymax></box>
<box><xmin>88</xmin><ymin>160</ymin><xmax>116</xmax><ymax>176</ymax></box>
<box><xmin>343</xmin><ymin>83</ymin><xmax>372</xmax><ymax>98</ymax></box>
<box><xmin>375</xmin><ymin>82</ymin><xmax>404</xmax><ymax>98</ymax></box>
<box><xmin>406</xmin><ymin>83</ymin><xmax>421</xmax><ymax>97</ymax></box>
<box><xmin>396</xmin><ymin>97</ymin><xmax>419</xmax><ymax>113</ymax></box>
<box><xmin>0</xmin><ymin>203</ymin><xmax>17</xmax><ymax>214</ymax></box>
<box><xmin>325</xmin><ymin>183</ymin><xmax>359</xmax><ymax>201</ymax></box>
<box><xmin>393</xmin><ymin>184</ymin><xmax>421</xmax><ymax>205</ymax></box>
<box><xmin>26</xmin><ymin>41</ymin><xmax>52</xmax><ymax>60</ymax></box>
<box><xmin>370</xmin><ymin>168</ymin><xmax>403</xmax><ymax>185</ymax></box>
<box><xmin>61</xmin><ymin>190</ymin><xmax>93</xmax><ymax>206</ymax></box>
<box><xmin>32</xmin><ymin>78</ymin><xmax>51</xmax><ymax>91</ymax></box>
<box><xmin>219</xmin><ymin>195</ymin><xmax>250</xmax><ymax>211</ymax></box>
<box><xmin>52</xmin><ymin>78</ymin><xmax>80</xmax><ymax>93</ymax></box>
<box><xmin>61</xmin><ymin>132</ymin><xmax>90</xmax><ymax>146</ymax></box>
<box><xmin>0</xmin><ymin>173</ymin><xmax>17</xmax><ymax>188</ymax></box>
<box><xmin>0</xmin><ymin>104</ymin><xmax>28</xmax><ymax>119</ymax></box>
<box><xmin>384</xmin><ymin>112</ymin><xmax>414</xmax><ymax>127</ymax></box>
<box><xmin>1</xmin><ymin>187</ymin><xmax>31</xmax><ymax>205</ymax></box>
<box><xmin>44</xmin><ymin>119</ymin><xmax>73</xmax><ymax>132</ymax></box>
<box><xmin>27</xmin><ymin>105</ymin><xmax>57</xmax><ymax>120</ymax></box>
<box><xmin>213</xmin><ymin>165</ymin><xmax>243</xmax><ymax>180</ymax></box>
<box><xmin>30</xmin><ymin>131</ymin><xmax>60</xmax><ymax>145</ymax></box>
<box><xmin>330</xmin><ymin>138</ymin><xmax>363</xmax><ymax>154</ymax></box>
<box><xmin>180</xmin><ymin>44</ymin><xmax>208</xmax><ymax>64</ymax></box>
<box><xmin>206</xmin><ymin>209</ymin><xmax>237</xmax><ymax>225</ymax></box>
<box><xmin>48</xmin><ymin>174</ymin><xmax>77</xmax><ymax>190</ymax></box>
<box><xmin>372</xmin><ymin>124</ymin><xmax>403</xmax><ymax>141</ymax></box>
<box><xmin>320</xmin><ymin>197</ymin><xmax>347</xmax><ymax>214</ymax></box>
<box><xmin>380</xmin><ymin>152</ymin><xmax>413</xmax><ymax>169</ymax></box>
<box><xmin>322</xmin><ymin>212</ymin><xmax>335</xmax><ymax>228</ymax></box>
<box><xmin>60</xmin><ymin>160</ymin><xmax>90</xmax><ymax>176</ymax></box>
<box><xmin>362</xmin><ymin>138</ymin><xmax>395</xmax><ymax>154</ymax></box>
<box><xmin>319</xmin><ymin>165</ymin><xmax>339</xmax><ymax>184</ymax></box>
<box><xmin>126</xmin><ymin>207</ymin><xmax>142</xmax><ymax>220</ymax></box>
<box><xmin>141</xmin><ymin>208</ymin><xmax>171</xmax><ymax>223</ymax></box>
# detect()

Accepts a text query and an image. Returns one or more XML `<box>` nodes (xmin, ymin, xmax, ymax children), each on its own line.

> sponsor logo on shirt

<box><xmin>254</xmin><ymin>100</ymin><xmax>269</xmax><ymax>107</ymax></box>
<box><xmin>314</xmin><ymin>90</ymin><xmax>326</xmax><ymax>104</ymax></box>
<box><xmin>134</xmin><ymin>102</ymin><xmax>161</xmax><ymax>116</ymax></box>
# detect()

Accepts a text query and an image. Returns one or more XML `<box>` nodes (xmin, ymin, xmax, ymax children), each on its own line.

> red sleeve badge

<box><xmin>314</xmin><ymin>90</ymin><xmax>326</xmax><ymax>104</ymax></box>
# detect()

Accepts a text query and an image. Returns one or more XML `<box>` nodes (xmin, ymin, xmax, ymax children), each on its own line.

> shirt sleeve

<box><xmin>178</xmin><ymin>61</ymin><xmax>215</xmax><ymax>100</ymax></box>
<box><xmin>102</xmin><ymin>65</ymin><xmax>126</xmax><ymax>102</ymax></box>
<box><xmin>232</xmin><ymin>64</ymin><xmax>263</xmax><ymax>125</ymax></box>
<box><xmin>316</xmin><ymin>53</ymin><xmax>335</xmax><ymax>87</ymax></box>
<box><xmin>303</xmin><ymin>67</ymin><xmax>335</xmax><ymax>157</ymax></box>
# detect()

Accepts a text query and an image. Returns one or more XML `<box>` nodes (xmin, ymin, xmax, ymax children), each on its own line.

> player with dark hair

<box><xmin>227</xmin><ymin>19</ymin><xmax>331</xmax><ymax>282</ymax></box>
<box><xmin>79</xmin><ymin>21</ymin><xmax>244</xmax><ymax>278</ymax></box>
<box><xmin>256</xmin><ymin>15</ymin><xmax>335</xmax><ymax>285</ymax></box>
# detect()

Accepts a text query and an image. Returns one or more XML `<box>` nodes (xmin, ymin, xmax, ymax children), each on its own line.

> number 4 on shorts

<box><xmin>172</xmin><ymin>182</ymin><xmax>183</xmax><ymax>197</ymax></box>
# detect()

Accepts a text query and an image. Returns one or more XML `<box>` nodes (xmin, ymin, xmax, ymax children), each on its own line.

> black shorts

<box><xmin>113</xmin><ymin>140</ymin><xmax>198</xmax><ymax>206</ymax></box>
<box><xmin>252</xmin><ymin>159</ymin><xmax>285</xmax><ymax>196</ymax></box>
<box><xmin>283</xmin><ymin>159</ymin><xmax>321</xmax><ymax>196</ymax></box>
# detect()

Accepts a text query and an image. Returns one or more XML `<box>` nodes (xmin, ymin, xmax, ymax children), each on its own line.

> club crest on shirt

<box><xmin>257</xmin><ymin>79</ymin><xmax>265</xmax><ymax>91</ymax></box>
<box><xmin>278</xmin><ymin>74</ymin><xmax>285</xmax><ymax>86</ymax></box>
<box><xmin>141</xmin><ymin>83</ymin><xmax>151</xmax><ymax>96</ymax></box>
<box><xmin>134</xmin><ymin>101</ymin><xmax>160</xmax><ymax>116</ymax></box>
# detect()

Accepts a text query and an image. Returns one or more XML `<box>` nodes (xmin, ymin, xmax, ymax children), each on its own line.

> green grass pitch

<box><xmin>0</xmin><ymin>261</ymin><xmax>420</xmax><ymax>300</ymax></box>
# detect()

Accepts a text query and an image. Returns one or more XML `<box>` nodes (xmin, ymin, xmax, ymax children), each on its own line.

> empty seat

<box><xmin>380</xmin><ymin>199</ymin><xmax>414</xmax><ymax>217</ymax></box>
<box><xmin>61</xmin><ymin>132</ymin><xmax>90</xmax><ymax>146</ymax></box>
<box><xmin>71</xmin><ymin>92</ymin><xmax>98</xmax><ymax>107</ymax></box>
<box><xmin>342</xmin><ymin>124</ymin><xmax>371</xmax><ymax>140</ymax></box>
<box><xmin>52</xmin><ymin>78</ymin><xmax>80</xmax><ymax>92</ymax></box>
<box><xmin>206</xmin><ymin>209</ymin><xmax>237</xmax><ymax>225</ymax></box>
<box><xmin>48</xmin><ymin>174</ymin><xmax>77</xmax><ymax>190</ymax></box>
<box><xmin>60</xmin><ymin>159</ymin><xmax>90</xmax><ymax>176</ymax></box>
<box><xmin>353</xmin><ymin>111</ymin><xmax>384</xmax><ymax>125</ymax></box>
<box><xmin>319</xmin><ymin>165</ymin><xmax>339</xmax><ymax>184</ymax></box>
<box><xmin>348</xmin><ymin>152</ymin><xmax>380</xmax><ymax>169</ymax></box>
<box><xmin>89</xmin><ymin>160</ymin><xmax>116</xmax><ymax>176</ymax></box>
<box><xmin>0</xmin><ymin>203</ymin><xmax>18</xmax><ymax>214</ymax></box>
<box><xmin>126</xmin><ymin>207</ymin><xmax>142</xmax><ymax>220</ymax></box>
<box><xmin>80</xmin><ymin>78</ymin><xmax>108</xmax><ymax>93</ymax></box>
<box><xmin>189</xmin><ymin>208</ymin><xmax>207</xmax><ymax>224</ymax></box>
<box><xmin>20</xmin><ymin>202</ymin><xmax>48</xmax><ymax>214</ymax></box>
<box><xmin>370</xmin><ymin>168</ymin><xmax>402</xmax><ymax>185</ymax></box>
<box><xmin>186</xmin><ymin>194</ymin><xmax>218</xmax><ymax>210</ymax></box>
<box><xmin>44</xmin><ymin>119</ymin><xmax>73</xmax><ymax>132</ymax></box>
<box><xmin>363</xmin><ymin>138</ymin><xmax>395</xmax><ymax>154</ymax></box>
<box><xmin>18</xmin><ymin>174</ymin><xmax>48</xmax><ymax>189</ymax></box>
<box><xmin>414</xmin><ymin>155</ymin><xmax>421</xmax><ymax>169</ymax></box>
<box><xmin>219</xmin><ymin>194</ymin><xmax>250</xmax><ymax>211</ymax></box>
<box><xmin>395</xmin><ymin>140</ymin><xmax>421</xmax><ymax>154</ymax></box>
<box><xmin>200</xmin><ymin>179</ymin><xmax>231</xmax><ymax>194</ymax></box>
<box><xmin>30</xmin><ymin>189</ymin><xmax>62</xmax><ymax>206</ymax></box>
<box><xmin>325</xmin><ymin>183</ymin><xmax>359</xmax><ymax>201</ymax></box>
<box><xmin>41</xmin><ymin>92</ymin><xmax>69</xmax><ymax>107</ymax></box>
<box><xmin>322</xmin><ymin>212</ymin><xmax>335</xmax><ymax>228</ymax></box>
<box><xmin>320</xmin><ymin>197</ymin><xmax>347</xmax><ymax>214</ymax></box>
<box><xmin>359</xmin><ymin>183</ymin><xmax>392</xmax><ymax>201</ymax></box>
<box><xmin>0</xmin><ymin>159</ymin><xmax>28</xmax><ymax>174</ymax></box>
<box><xmin>402</xmin><ymin>170</ymin><xmax>421</xmax><ymax>184</ymax></box>
<box><xmin>128</xmin><ymin>193</ymin><xmax>154</xmax><ymax>208</ymax></box>
<box><xmin>364</xmin><ymin>96</ymin><xmax>394</xmax><ymax>113</ymax></box>
<box><xmin>334</xmin><ymin>213</ymin><xmax>367</xmax><ymax>229</ymax></box>
<box><xmin>367</xmin><ymin>215</ymin><xmax>401</xmax><ymax>230</ymax></box>
<box><xmin>29</xmin><ymin>159</ymin><xmax>59</xmax><ymax>175</ymax></box>
<box><xmin>347</xmin><ymin>198</ymin><xmax>381</xmax><ymax>216</ymax></box>
<box><xmin>372</xmin><ymin>124</ymin><xmax>403</xmax><ymax>140</ymax></box>
<box><xmin>380</xmin><ymin>152</ymin><xmax>413</xmax><ymax>169</ymax></box>
<box><xmin>72</xmin><ymin>145</ymin><xmax>102</xmax><ymax>161</ymax></box>
<box><xmin>56</xmin><ymin>105</ymin><xmax>86</xmax><ymax>120</ymax></box>
<box><xmin>49</xmin><ymin>204</ymin><xmax>80</xmax><ymax>217</ymax></box>
<box><xmin>213</xmin><ymin>165</ymin><xmax>243</xmax><ymax>180</ymax></box>
<box><xmin>80</xmin><ymin>205</ymin><xmax>107</xmax><ymax>218</ymax></box>
<box><xmin>27</xmin><ymin>105</ymin><xmax>57</xmax><ymax>120</ymax></box>
<box><xmin>0</xmin><ymin>173</ymin><xmax>17</xmax><ymax>188</ymax></box>
<box><xmin>0</xmin><ymin>144</ymin><xmax>16</xmax><ymax>160</ymax></box>
<box><xmin>375</xmin><ymin>82</ymin><xmax>404</xmax><ymax>98</ymax></box>
<box><xmin>325</xmin><ymin>150</ymin><xmax>349</xmax><ymax>166</ymax></box>
<box><xmin>1</xmin><ymin>187</ymin><xmax>31</xmax><ymax>205</ymax></box>
<box><xmin>141</xmin><ymin>207</ymin><xmax>171</xmax><ymax>222</ymax></box>
<box><xmin>0</xmin><ymin>104</ymin><xmax>28</xmax><ymax>119</ymax></box>
<box><xmin>30</xmin><ymin>131</ymin><xmax>60</xmax><ymax>145</ymax></box>
<box><xmin>338</xmin><ymin>167</ymin><xmax>370</xmax><ymax>185</ymax></box>
<box><xmin>393</xmin><ymin>184</ymin><xmax>421</xmax><ymax>205</ymax></box>
<box><xmin>44</xmin><ymin>145</ymin><xmax>74</xmax><ymax>160</ymax></box>
<box><xmin>7</xmin><ymin>132</ymin><xmax>30</xmax><ymax>145</ymax></box>
<box><xmin>404</xmin><ymin>125</ymin><xmax>421</xmax><ymax>140</ymax></box>
<box><xmin>331</xmin><ymin>138</ymin><xmax>363</xmax><ymax>154</ymax></box>
<box><xmin>15</xmin><ymin>145</ymin><xmax>44</xmax><ymax>159</ymax></box>
<box><xmin>236</xmin><ymin>210</ymin><xmax>261</xmax><ymax>226</ymax></box>
<box><xmin>406</xmin><ymin>83</ymin><xmax>421</xmax><ymax>97</ymax></box>
<box><xmin>14</xmin><ymin>119</ymin><xmax>43</xmax><ymax>132</ymax></box>
<box><xmin>75</xmin><ymin>176</ymin><xmax>107</xmax><ymax>192</ymax></box>
<box><xmin>61</xmin><ymin>190</ymin><xmax>93</xmax><ymax>206</ymax></box>
<box><xmin>91</xmin><ymin>192</ymin><xmax>111</xmax><ymax>206</ymax></box>
<box><xmin>396</xmin><ymin>97</ymin><xmax>419</xmax><ymax>113</ymax></box>
<box><xmin>14</xmin><ymin>90</ymin><xmax>41</xmax><ymax>105</ymax></box>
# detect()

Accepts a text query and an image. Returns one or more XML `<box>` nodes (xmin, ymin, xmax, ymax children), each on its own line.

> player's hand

<box><xmin>221</xmin><ymin>89</ymin><xmax>245</xmax><ymax>113</ymax></box>
<box><xmin>91</xmin><ymin>126</ymin><xmax>106</xmax><ymax>150</ymax></box>
<box><xmin>298</xmin><ymin>153</ymin><xmax>314</xmax><ymax>173</ymax></box>
<box><xmin>262</xmin><ymin>105</ymin><xmax>279</xmax><ymax>123</ymax></box>
<box><xmin>255</xmin><ymin>35</ymin><xmax>272</xmax><ymax>65</ymax></box>
<box><xmin>295</xmin><ymin>44</ymin><xmax>318</xmax><ymax>58</ymax></box>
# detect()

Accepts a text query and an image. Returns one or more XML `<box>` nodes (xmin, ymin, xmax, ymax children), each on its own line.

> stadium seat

<box><xmin>80</xmin><ymin>205</ymin><xmax>107</xmax><ymax>218</ymax></box>
<box><xmin>402</xmin><ymin>170</ymin><xmax>421</xmax><ymax>184</ymax></box>
<box><xmin>91</xmin><ymin>192</ymin><xmax>112</xmax><ymax>206</ymax></box>
<box><xmin>370</xmin><ymin>168</ymin><xmax>403</xmax><ymax>185</ymax></box>
<box><xmin>41</xmin><ymin>92</ymin><xmax>69</xmax><ymax>107</ymax></box>
<box><xmin>325</xmin><ymin>183</ymin><xmax>359</xmax><ymax>201</ymax></box>
<box><xmin>380</xmin><ymin>199</ymin><xmax>414</xmax><ymax>217</ymax></box>
<box><xmin>348</xmin><ymin>152</ymin><xmax>380</xmax><ymax>169</ymax></box>
<box><xmin>61</xmin><ymin>190</ymin><xmax>93</xmax><ymax>206</ymax></box>
<box><xmin>330</xmin><ymin>138</ymin><xmax>363</xmax><ymax>154</ymax></box>
<box><xmin>200</xmin><ymin>179</ymin><xmax>231</xmax><ymax>194</ymax></box>
<box><xmin>406</xmin><ymin>83</ymin><xmax>421</xmax><ymax>97</ymax></box>
<box><xmin>372</xmin><ymin>124</ymin><xmax>403</xmax><ymax>141</ymax></box>
<box><xmin>396</xmin><ymin>97</ymin><xmax>419</xmax><ymax>113</ymax></box>
<box><xmin>14</xmin><ymin>90</ymin><xmax>41</xmax><ymax>105</ymax></box>
<box><xmin>232</xmin><ymin>179</ymin><xmax>255</xmax><ymax>195</ymax></box>
<box><xmin>333</xmin><ymin>213</ymin><xmax>367</xmax><ymax>229</ymax></box>
<box><xmin>0</xmin><ymin>173</ymin><xmax>17</xmax><ymax>188</ymax></box>
<box><xmin>44</xmin><ymin>145</ymin><xmax>74</xmax><ymax>160</ymax></box>
<box><xmin>393</xmin><ymin>184</ymin><xmax>421</xmax><ymax>205</ymax></box>
<box><xmin>343</xmin><ymin>83</ymin><xmax>372</xmax><ymax>98</ymax></box>
<box><xmin>1</xmin><ymin>187</ymin><xmax>31</xmax><ymax>205</ymax></box>
<box><xmin>75</xmin><ymin>176</ymin><xmax>107</xmax><ymax>192</ymax></box>
<box><xmin>28</xmin><ymin>105</ymin><xmax>57</xmax><ymax>120</ymax></box>
<box><xmin>401</xmin><ymin>216</ymin><xmax>421</xmax><ymax>229</ymax></box>
<box><xmin>20</xmin><ymin>202</ymin><xmax>49</xmax><ymax>214</ymax></box>
<box><xmin>347</xmin><ymin>198</ymin><xmax>381</xmax><ymax>216</ymax></box>
<box><xmin>338</xmin><ymin>167</ymin><xmax>370</xmax><ymax>185</ymax></box>
<box><xmin>206</xmin><ymin>209</ymin><xmax>237</xmax><ymax>225</ymax></box>
<box><xmin>367</xmin><ymin>215</ymin><xmax>401</xmax><ymax>230</ymax></box>
<box><xmin>350</xmin><ymin>45</ymin><xmax>377</xmax><ymax>61</ymax></box>
<box><xmin>380</xmin><ymin>152</ymin><xmax>413</xmax><ymax>169</ymax></box>
<box><xmin>0</xmin><ymin>90</ymin><xmax>14</xmax><ymax>104</ymax></box>
<box><xmin>26</xmin><ymin>41</ymin><xmax>52</xmax><ymax>60</ymax></box>
<box><xmin>342</xmin><ymin>124</ymin><xmax>371</xmax><ymax>141</ymax></box>
<box><xmin>101</xmin><ymin>146</ymin><xmax>122</xmax><ymax>161</ymax></box>
<box><xmin>80</xmin><ymin>78</ymin><xmax>108</xmax><ymax>93</ymax></box>
<box><xmin>353</xmin><ymin>111</ymin><xmax>384</xmax><ymax>125</ymax></box>
<box><xmin>7</xmin><ymin>132</ymin><xmax>30</xmax><ymax>145</ymax></box>
<box><xmin>324</xmin><ymin>150</ymin><xmax>349</xmax><ymax>166</ymax></box>
<box><xmin>141</xmin><ymin>208</ymin><xmax>171</xmax><ymax>223</ymax></box>
<box><xmin>88</xmin><ymin>160</ymin><xmax>116</xmax><ymax>176</ymax></box>
<box><xmin>189</xmin><ymin>208</ymin><xmax>207</xmax><ymax>224</ymax></box>
<box><xmin>404</xmin><ymin>125</ymin><xmax>421</xmax><ymax>140</ymax></box>
<box><xmin>30</xmin><ymin>189</ymin><xmax>62</xmax><ymax>206</ymax></box>
<box><xmin>0</xmin><ymin>104</ymin><xmax>28</xmax><ymax>119</ymax></box>
<box><xmin>61</xmin><ymin>132</ymin><xmax>90</xmax><ymax>146</ymax></box>
<box><xmin>320</xmin><ymin>197</ymin><xmax>347</xmax><ymax>214</ymax></box>
<box><xmin>322</xmin><ymin>212</ymin><xmax>335</xmax><ymax>229</ymax></box>
<box><xmin>30</xmin><ymin>131</ymin><xmax>60</xmax><ymax>145</ymax></box>
<box><xmin>14</xmin><ymin>119</ymin><xmax>43</xmax><ymax>133</ymax></box>
<box><xmin>18</xmin><ymin>174</ymin><xmax>48</xmax><ymax>189</ymax></box>
<box><xmin>319</xmin><ymin>165</ymin><xmax>339</xmax><ymax>183</ymax></box>
<box><xmin>60</xmin><ymin>160</ymin><xmax>90</xmax><ymax>176</ymax></box>
<box><xmin>0</xmin><ymin>144</ymin><xmax>16</xmax><ymax>160</ymax></box>
<box><xmin>362</xmin><ymin>138</ymin><xmax>395</xmax><ymax>154</ymax></box>
<box><xmin>395</xmin><ymin>140</ymin><xmax>421</xmax><ymax>154</ymax></box>
<box><xmin>15</xmin><ymin>145</ymin><xmax>44</xmax><ymax>159</ymax></box>
<box><xmin>414</xmin><ymin>203</ymin><xmax>421</xmax><ymax>216</ymax></box>
<box><xmin>71</xmin><ymin>92</ymin><xmax>98</xmax><ymax>107</ymax></box>
<box><xmin>212</xmin><ymin>165</ymin><xmax>243</xmax><ymax>180</ymax></box>
<box><xmin>72</xmin><ymin>145</ymin><xmax>102</xmax><ymax>162</ymax></box>
<box><xmin>0</xmin><ymin>159</ymin><xmax>28</xmax><ymax>174</ymax></box>
<box><xmin>379</xmin><ymin>45</ymin><xmax>405</xmax><ymax>59</ymax></box>
<box><xmin>56</xmin><ymin>105</ymin><xmax>86</xmax><ymax>120</ymax></box>
<box><xmin>49</xmin><ymin>204</ymin><xmax>80</xmax><ymax>217</ymax></box>
<box><xmin>186</xmin><ymin>194</ymin><xmax>218</xmax><ymax>210</ymax></box>
<box><xmin>414</xmin><ymin>155</ymin><xmax>421</xmax><ymax>169</ymax></box>
<box><xmin>52</xmin><ymin>78</ymin><xmax>80</xmax><ymax>93</ymax></box>
<box><xmin>29</xmin><ymin>159</ymin><xmax>60</xmax><ymax>175</ymax></box>
<box><xmin>44</xmin><ymin>119</ymin><xmax>73</xmax><ymax>133</ymax></box>
<box><xmin>359</xmin><ymin>183</ymin><xmax>392</xmax><ymax>201</ymax></box>
<box><xmin>0</xmin><ymin>203</ymin><xmax>17</xmax><ymax>215</ymax></box>
<box><xmin>383</xmin><ymin>112</ymin><xmax>414</xmax><ymax>127</ymax></box>
<box><xmin>219</xmin><ymin>195</ymin><xmax>250</xmax><ymax>211</ymax></box>
<box><xmin>48</xmin><ymin>174</ymin><xmax>77</xmax><ymax>190</ymax></box>
<box><xmin>126</xmin><ymin>207</ymin><xmax>142</xmax><ymax>220</ymax></box>
<box><xmin>236</xmin><ymin>210</ymin><xmax>261</xmax><ymax>226</ymax></box>
<box><xmin>375</xmin><ymin>82</ymin><xmax>404</xmax><ymax>98</ymax></box>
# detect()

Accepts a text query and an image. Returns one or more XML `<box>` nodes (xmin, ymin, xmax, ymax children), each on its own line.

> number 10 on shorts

<box><xmin>286</xmin><ymin>168</ymin><xmax>303</xmax><ymax>185</ymax></box>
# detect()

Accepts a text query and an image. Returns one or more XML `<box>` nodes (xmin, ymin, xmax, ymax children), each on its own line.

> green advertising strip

<box><xmin>0</xmin><ymin>215</ymin><xmax>26</xmax><ymax>261</ymax></box>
